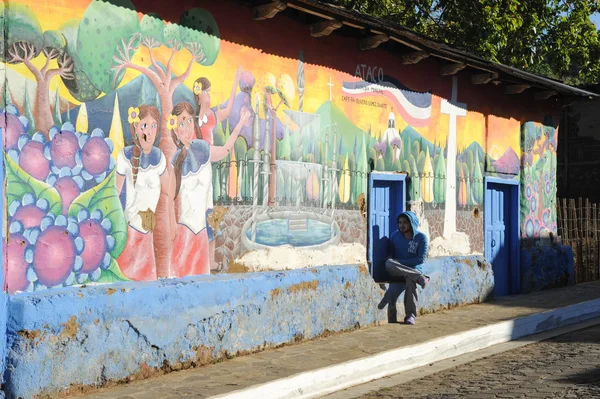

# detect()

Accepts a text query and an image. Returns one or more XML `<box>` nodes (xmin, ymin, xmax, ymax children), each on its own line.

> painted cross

<box><xmin>328</xmin><ymin>77</ymin><xmax>334</xmax><ymax>102</ymax></box>
<box><xmin>440</xmin><ymin>76</ymin><xmax>467</xmax><ymax>238</ymax></box>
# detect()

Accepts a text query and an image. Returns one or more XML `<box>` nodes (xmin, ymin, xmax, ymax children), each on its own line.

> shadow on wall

<box><xmin>520</xmin><ymin>238</ymin><xmax>574</xmax><ymax>294</ymax></box>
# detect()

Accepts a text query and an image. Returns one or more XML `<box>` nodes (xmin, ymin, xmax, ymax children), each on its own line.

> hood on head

<box><xmin>400</xmin><ymin>211</ymin><xmax>420</xmax><ymax>235</ymax></box>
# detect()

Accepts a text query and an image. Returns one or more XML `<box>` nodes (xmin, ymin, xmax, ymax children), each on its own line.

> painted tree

<box><xmin>23</xmin><ymin>81</ymin><xmax>35</xmax><ymax>134</ymax></box>
<box><xmin>356</xmin><ymin>133</ymin><xmax>368</xmax><ymax>200</ymax></box>
<box><xmin>52</xmin><ymin>87</ymin><xmax>62</xmax><ymax>126</ymax></box>
<box><xmin>76</xmin><ymin>1</ymin><xmax>220</xmax><ymax>276</ymax></box>
<box><xmin>384</xmin><ymin>141</ymin><xmax>394</xmax><ymax>170</ymax></box>
<box><xmin>58</xmin><ymin>19</ymin><xmax>102</xmax><ymax>103</ymax></box>
<box><xmin>433</xmin><ymin>150</ymin><xmax>446</xmax><ymax>205</ymax></box>
<box><xmin>109</xmin><ymin>93</ymin><xmax>124</xmax><ymax>160</ymax></box>
<box><xmin>472</xmin><ymin>150</ymin><xmax>483</xmax><ymax>204</ymax></box>
<box><xmin>463</xmin><ymin>163</ymin><xmax>472</xmax><ymax>206</ymax></box>
<box><xmin>77</xmin><ymin>1</ymin><xmax>220</xmax><ymax>157</ymax></box>
<box><xmin>1</xmin><ymin>1</ymin><xmax>75</xmax><ymax>136</ymax></box>
<box><xmin>409</xmin><ymin>155</ymin><xmax>421</xmax><ymax>201</ymax></box>
<box><xmin>76</xmin><ymin>102</ymin><xmax>88</xmax><ymax>133</ymax></box>
<box><xmin>421</xmin><ymin>148</ymin><xmax>434</xmax><ymax>203</ymax></box>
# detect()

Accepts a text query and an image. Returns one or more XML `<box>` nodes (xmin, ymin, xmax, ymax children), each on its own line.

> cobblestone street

<box><xmin>359</xmin><ymin>324</ymin><xmax>600</xmax><ymax>399</ymax></box>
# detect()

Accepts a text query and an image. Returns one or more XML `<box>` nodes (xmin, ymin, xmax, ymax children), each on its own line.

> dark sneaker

<box><xmin>404</xmin><ymin>315</ymin><xmax>416</xmax><ymax>325</ymax></box>
<box><xmin>417</xmin><ymin>276</ymin><xmax>430</xmax><ymax>289</ymax></box>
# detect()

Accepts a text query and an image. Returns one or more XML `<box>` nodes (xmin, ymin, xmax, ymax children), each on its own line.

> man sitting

<box><xmin>380</xmin><ymin>211</ymin><xmax>430</xmax><ymax>325</ymax></box>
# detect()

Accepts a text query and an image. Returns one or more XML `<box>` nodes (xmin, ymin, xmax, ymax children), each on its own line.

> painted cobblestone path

<box><xmin>359</xmin><ymin>324</ymin><xmax>600</xmax><ymax>399</ymax></box>
<box><xmin>71</xmin><ymin>282</ymin><xmax>600</xmax><ymax>398</ymax></box>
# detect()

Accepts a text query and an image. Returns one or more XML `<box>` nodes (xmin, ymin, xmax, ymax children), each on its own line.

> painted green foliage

<box><xmin>409</xmin><ymin>155</ymin><xmax>421</xmax><ymax>201</ymax></box>
<box><xmin>76</xmin><ymin>0</ymin><xmax>141</xmax><ymax>93</ymax></box>
<box><xmin>68</xmin><ymin>170</ymin><xmax>128</xmax><ymax>260</ymax></box>
<box><xmin>472</xmin><ymin>150</ymin><xmax>483</xmax><ymax>204</ymax></box>
<box><xmin>5</xmin><ymin>155</ymin><xmax>62</xmax><ymax>216</ymax></box>
<box><xmin>433</xmin><ymin>150</ymin><xmax>446</xmax><ymax>205</ymax></box>
<box><xmin>0</xmin><ymin>1</ymin><xmax>44</xmax><ymax>59</ymax></box>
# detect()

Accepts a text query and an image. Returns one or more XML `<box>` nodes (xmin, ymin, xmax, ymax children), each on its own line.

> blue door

<box><xmin>485</xmin><ymin>182</ymin><xmax>514</xmax><ymax>296</ymax></box>
<box><xmin>368</xmin><ymin>173</ymin><xmax>406</xmax><ymax>282</ymax></box>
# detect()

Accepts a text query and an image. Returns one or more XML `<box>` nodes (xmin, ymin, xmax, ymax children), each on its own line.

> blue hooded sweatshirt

<box><xmin>388</xmin><ymin>211</ymin><xmax>429</xmax><ymax>273</ymax></box>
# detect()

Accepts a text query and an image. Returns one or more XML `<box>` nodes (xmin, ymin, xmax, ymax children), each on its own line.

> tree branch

<box><xmin>47</xmin><ymin>53</ymin><xmax>74</xmax><ymax>81</ymax></box>
<box><xmin>113</xmin><ymin>59</ymin><xmax>164</xmax><ymax>91</ymax></box>
<box><xmin>165</xmin><ymin>48</ymin><xmax>177</xmax><ymax>80</ymax></box>
<box><xmin>141</xmin><ymin>36</ymin><xmax>165</xmax><ymax>81</ymax></box>
<box><xmin>41</xmin><ymin>49</ymin><xmax>52</xmax><ymax>75</ymax></box>
<box><xmin>169</xmin><ymin>55</ymin><xmax>195</xmax><ymax>94</ymax></box>
<box><xmin>12</xmin><ymin>43</ymin><xmax>44</xmax><ymax>83</ymax></box>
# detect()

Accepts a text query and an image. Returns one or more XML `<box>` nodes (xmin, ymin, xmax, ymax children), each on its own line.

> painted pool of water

<box><xmin>246</xmin><ymin>218</ymin><xmax>336</xmax><ymax>247</ymax></box>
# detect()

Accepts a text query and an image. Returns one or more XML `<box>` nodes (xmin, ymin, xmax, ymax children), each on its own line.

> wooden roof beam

<box><xmin>534</xmin><ymin>90</ymin><xmax>557</xmax><ymax>101</ymax></box>
<box><xmin>471</xmin><ymin>72</ymin><xmax>499</xmax><ymax>85</ymax></box>
<box><xmin>441</xmin><ymin>62</ymin><xmax>466</xmax><ymax>76</ymax></box>
<box><xmin>505</xmin><ymin>84</ymin><xmax>530</xmax><ymax>94</ymax></box>
<box><xmin>253</xmin><ymin>1</ymin><xmax>287</xmax><ymax>21</ymax></box>
<box><xmin>402</xmin><ymin>51</ymin><xmax>430</xmax><ymax>65</ymax></box>
<box><xmin>360</xmin><ymin>34</ymin><xmax>389</xmax><ymax>51</ymax></box>
<box><xmin>310</xmin><ymin>19</ymin><xmax>343</xmax><ymax>37</ymax></box>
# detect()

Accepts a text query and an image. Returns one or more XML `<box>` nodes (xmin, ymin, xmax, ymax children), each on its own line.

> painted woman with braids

<box><xmin>168</xmin><ymin>101</ymin><xmax>250</xmax><ymax>277</ymax></box>
<box><xmin>193</xmin><ymin>66</ymin><xmax>242</xmax><ymax>270</ymax></box>
<box><xmin>116</xmin><ymin>105</ymin><xmax>168</xmax><ymax>281</ymax></box>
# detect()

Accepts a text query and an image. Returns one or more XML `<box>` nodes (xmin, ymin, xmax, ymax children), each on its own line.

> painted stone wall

<box><xmin>1</xmin><ymin>0</ymin><xmax>562</xmax><ymax>294</ymax></box>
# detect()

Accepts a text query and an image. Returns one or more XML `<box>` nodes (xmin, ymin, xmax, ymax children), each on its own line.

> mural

<box><xmin>521</xmin><ymin>119</ymin><xmax>558</xmax><ymax>242</ymax></box>
<box><xmin>0</xmin><ymin>0</ymin><xmax>558</xmax><ymax>293</ymax></box>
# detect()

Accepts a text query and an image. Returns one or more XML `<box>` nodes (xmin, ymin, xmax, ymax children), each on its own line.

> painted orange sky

<box><xmin>8</xmin><ymin>0</ymin><xmax>515</xmax><ymax>155</ymax></box>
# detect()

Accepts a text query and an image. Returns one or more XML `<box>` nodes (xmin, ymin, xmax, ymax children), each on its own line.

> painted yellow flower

<box><xmin>193</xmin><ymin>82</ymin><xmax>202</xmax><ymax>95</ymax></box>
<box><xmin>167</xmin><ymin>114</ymin><xmax>177</xmax><ymax>130</ymax></box>
<box><xmin>128</xmin><ymin>107</ymin><xmax>140</xmax><ymax>124</ymax></box>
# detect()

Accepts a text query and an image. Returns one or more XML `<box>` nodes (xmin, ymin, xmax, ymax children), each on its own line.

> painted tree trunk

<box><xmin>155</xmin><ymin>93</ymin><xmax>175</xmax><ymax>278</ymax></box>
<box><xmin>35</xmin><ymin>77</ymin><xmax>53</xmax><ymax>138</ymax></box>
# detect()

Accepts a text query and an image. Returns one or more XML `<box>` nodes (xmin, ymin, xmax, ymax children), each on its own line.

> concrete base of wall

<box><xmin>2</xmin><ymin>256</ymin><xmax>495</xmax><ymax>398</ymax></box>
<box><xmin>520</xmin><ymin>245</ymin><xmax>575</xmax><ymax>294</ymax></box>
<box><xmin>3</xmin><ymin>266</ymin><xmax>384</xmax><ymax>397</ymax></box>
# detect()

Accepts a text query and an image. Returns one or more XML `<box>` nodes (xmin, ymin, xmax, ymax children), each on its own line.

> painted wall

<box><xmin>1</xmin><ymin>0</ymin><xmax>562</xmax><ymax>293</ymax></box>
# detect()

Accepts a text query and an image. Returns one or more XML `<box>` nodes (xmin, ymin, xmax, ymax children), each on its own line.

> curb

<box><xmin>209</xmin><ymin>297</ymin><xmax>600</xmax><ymax>399</ymax></box>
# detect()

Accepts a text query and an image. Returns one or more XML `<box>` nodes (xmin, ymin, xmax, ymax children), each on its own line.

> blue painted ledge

<box><xmin>3</xmin><ymin>265</ymin><xmax>384</xmax><ymax>398</ymax></box>
<box><xmin>520</xmin><ymin>245</ymin><xmax>575</xmax><ymax>294</ymax></box>
<box><xmin>384</xmin><ymin>255</ymin><xmax>495</xmax><ymax>320</ymax></box>
<box><xmin>2</xmin><ymin>256</ymin><xmax>497</xmax><ymax>398</ymax></box>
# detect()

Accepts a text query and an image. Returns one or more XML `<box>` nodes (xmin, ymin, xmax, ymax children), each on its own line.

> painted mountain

<box><xmin>493</xmin><ymin>146</ymin><xmax>520</xmax><ymax>175</ymax></box>
<box><xmin>315</xmin><ymin>100</ymin><xmax>368</xmax><ymax>159</ymax></box>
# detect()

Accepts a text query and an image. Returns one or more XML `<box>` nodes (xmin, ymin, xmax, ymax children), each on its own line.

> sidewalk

<box><xmin>75</xmin><ymin>281</ymin><xmax>600</xmax><ymax>399</ymax></box>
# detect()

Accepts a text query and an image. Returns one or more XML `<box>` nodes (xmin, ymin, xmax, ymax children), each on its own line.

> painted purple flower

<box><xmin>530</xmin><ymin>197</ymin><xmax>537</xmax><ymax>212</ymax></box>
<box><xmin>390</xmin><ymin>137</ymin><xmax>402</xmax><ymax>149</ymax></box>
<box><xmin>542</xmin><ymin>209</ymin><xmax>550</xmax><ymax>226</ymax></box>
<box><xmin>525</xmin><ymin>184</ymin><xmax>533</xmax><ymax>200</ymax></box>
<box><xmin>373</xmin><ymin>141</ymin><xmax>386</xmax><ymax>158</ymax></box>
<box><xmin>524</xmin><ymin>216</ymin><xmax>535</xmax><ymax>238</ymax></box>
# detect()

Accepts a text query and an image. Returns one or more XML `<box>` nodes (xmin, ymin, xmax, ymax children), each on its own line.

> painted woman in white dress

<box><xmin>168</xmin><ymin>101</ymin><xmax>250</xmax><ymax>277</ymax></box>
<box><xmin>116</xmin><ymin>105</ymin><xmax>168</xmax><ymax>281</ymax></box>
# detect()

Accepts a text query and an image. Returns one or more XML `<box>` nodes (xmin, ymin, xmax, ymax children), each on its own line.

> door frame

<box><xmin>367</xmin><ymin>172</ymin><xmax>407</xmax><ymax>279</ymax></box>
<box><xmin>484</xmin><ymin>176</ymin><xmax>521</xmax><ymax>295</ymax></box>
